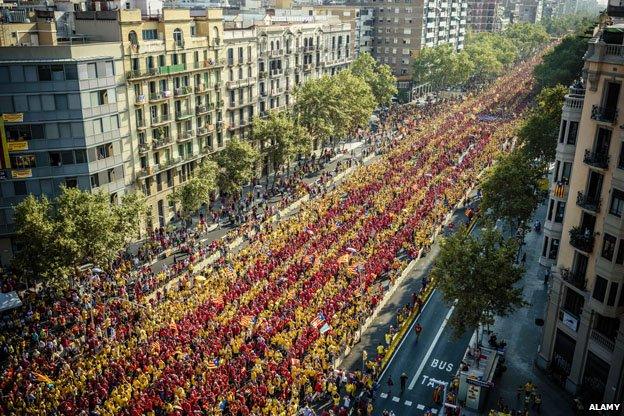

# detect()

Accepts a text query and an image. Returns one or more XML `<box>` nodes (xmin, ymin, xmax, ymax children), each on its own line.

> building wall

<box><xmin>466</xmin><ymin>0</ymin><xmax>503</xmax><ymax>33</ymax></box>
<box><xmin>537</xmin><ymin>24</ymin><xmax>624</xmax><ymax>405</ymax></box>
<box><xmin>0</xmin><ymin>43</ymin><xmax>129</xmax><ymax>265</ymax></box>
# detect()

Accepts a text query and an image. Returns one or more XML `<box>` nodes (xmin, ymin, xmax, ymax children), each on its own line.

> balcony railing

<box><xmin>569</xmin><ymin>226</ymin><xmax>595</xmax><ymax>253</ymax></box>
<box><xmin>174</xmin><ymin>86</ymin><xmax>192</xmax><ymax>96</ymax></box>
<box><xmin>152</xmin><ymin>138</ymin><xmax>172</xmax><ymax>149</ymax></box>
<box><xmin>559</xmin><ymin>267</ymin><xmax>587</xmax><ymax>291</ymax></box>
<box><xmin>583</xmin><ymin>149</ymin><xmax>610</xmax><ymax>169</ymax></box>
<box><xmin>135</xmin><ymin>94</ymin><xmax>147</xmax><ymax>105</ymax></box>
<box><xmin>138</xmin><ymin>143</ymin><xmax>149</xmax><ymax>154</ymax></box>
<box><xmin>151</xmin><ymin>114</ymin><xmax>171</xmax><ymax>125</ymax></box>
<box><xmin>591</xmin><ymin>105</ymin><xmax>618</xmax><ymax>124</ymax></box>
<box><xmin>175</xmin><ymin>111</ymin><xmax>193</xmax><ymax>120</ymax></box>
<box><xmin>196</xmin><ymin>105</ymin><xmax>208</xmax><ymax>115</ymax></box>
<box><xmin>590</xmin><ymin>329</ymin><xmax>616</xmax><ymax>352</ymax></box>
<box><xmin>149</xmin><ymin>91</ymin><xmax>172</xmax><ymax>102</ymax></box>
<box><xmin>177</xmin><ymin>130</ymin><xmax>194</xmax><ymax>142</ymax></box>
<box><xmin>576</xmin><ymin>191</ymin><xmax>601</xmax><ymax>213</ymax></box>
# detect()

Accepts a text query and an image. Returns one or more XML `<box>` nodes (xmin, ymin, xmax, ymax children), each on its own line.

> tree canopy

<box><xmin>215</xmin><ymin>138</ymin><xmax>259</xmax><ymax>194</ymax></box>
<box><xmin>412</xmin><ymin>44</ymin><xmax>474</xmax><ymax>88</ymax></box>
<box><xmin>431</xmin><ymin>225</ymin><xmax>526</xmax><ymax>340</ymax></box>
<box><xmin>517</xmin><ymin>84</ymin><xmax>568</xmax><ymax>161</ymax></box>
<box><xmin>169</xmin><ymin>160</ymin><xmax>218</xmax><ymax>217</ymax></box>
<box><xmin>13</xmin><ymin>187</ymin><xmax>146</xmax><ymax>287</ymax></box>
<box><xmin>534</xmin><ymin>35</ymin><xmax>587</xmax><ymax>90</ymax></box>
<box><xmin>503</xmin><ymin>23</ymin><xmax>550</xmax><ymax>59</ymax></box>
<box><xmin>252</xmin><ymin>111</ymin><xmax>312</xmax><ymax>172</ymax></box>
<box><xmin>480</xmin><ymin>150</ymin><xmax>545</xmax><ymax>227</ymax></box>
<box><xmin>464</xmin><ymin>33</ymin><xmax>519</xmax><ymax>80</ymax></box>
<box><xmin>349</xmin><ymin>52</ymin><xmax>398</xmax><ymax>106</ymax></box>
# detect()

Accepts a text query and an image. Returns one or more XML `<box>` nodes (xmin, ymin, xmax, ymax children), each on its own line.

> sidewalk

<box><xmin>464</xmin><ymin>203</ymin><xmax>574</xmax><ymax>416</ymax></box>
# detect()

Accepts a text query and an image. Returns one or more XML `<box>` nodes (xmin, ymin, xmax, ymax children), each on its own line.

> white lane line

<box><xmin>405</xmin><ymin>401</ymin><xmax>413</xmax><ymax>406</ymax></box>
<box><xmin>416</xmin><ymin>404</ymin><xmax>425</xmax><ymax>410</ymax></box>
<box><xmin>380</xmin><ymin>393</ymin><xmax>388</xmax><ymax>399</ymax></box>
<box><xmin>392</xmin><ymin>396</ymin><xmax>400</xmax><ymax>402</ymax></box>
<box><xmin>378</xmin><ymin>289</ymin><xmax>437</xmax><ymax>381</ymax></box>
<box><xmin>408</xmin><ymin>303</ymin><xmax>456</xmax><ymax>390</ymax></box>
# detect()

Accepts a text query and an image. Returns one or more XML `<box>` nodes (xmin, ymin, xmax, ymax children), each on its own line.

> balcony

<box><xmin>576</xmin><ymin>191</ymin><xmax>601</xmax><ymax>213</ymax></box>
<box><xmin>197</xmin><ymin>125</ymin><xmax>214</xmax><ymax>136</ymax></box>
<box><xmin>270</xmin><ymin>68</ymin><xmax>283</xmax><ymax>76</ymax></box>
<box><xmin>151</xmin><ymin>114</ymin><xmax>171</xmax><ymax>126</ymax></box>
<box><xmin>149</xmin><ymin>91</ymin><xmax>172</xmax><ymax>102</ymax></box>
<box><xmin>607</xmin><ymin>4</ymin><xmax>624</xmax><ymax>18</ymax></box>
<box><xmin>177</xmin><ymin>130</ymin><xmax>194</xmax><ymax>142</ymax></box>
<box><xmin>175</xmin><ymin>111</ymin><xmax>193</xmax><ymax>120</ymax></box>
<box><xmin>583</xmin><ymin>149</ymin><xmax>610</xmax><ymax>169</ymax></box>
<box><xmin>152</xmin><ymin>138</ymin><xmax>172</xmax><ymax>150</ymax></box>
<box><xmin>269</xmin><ymin>49</ymin><xmax>283</xmax><ymax>57</ymax></box>
<box><xmin>174</xmin><ymin>86</ymin><xmax>192</xmax><ymax>97</ymax></box>
<box><xmin>559</xmin><ymin>267</ymin><xmax>587</xmax><ymax>291</ymax></box>
<box><xmin>591</xmin><ymin>105</ymin><xmax>618</xmax><ymax>124</ymax></box>
<box><xmin>135</xmin><ymin>94</ymin><xmax>147</xmax><ymax>105</ymax></box>
<box><xmin>216</xmin><ymin>100</ymin><xmax>224</xmax><ymax>108</ymax></box>
<box><xmin>258</xmin><ymin>70</ymin><xmax>268</xmax><ymax>78</ymax></box>
<box><xmin>138</xmin><ymin>143</ymin><xmax>149</xmax><ymax>154</ymax></box>
<box><xmin>590</xmin><ymin>329</ymin><xmax>615</xmax><ymax>352</ymax></box>
<box><xmin>195</xmin><ymin>84</ymin><xmax>206</xmax><ymax>93</ymax></box>
<box><xmin>569</xmin><ymin>226</ymin><xmax>595</xmax><ymax>253</ymax></box>
<box><xmin>196</xmin><ymin>105</ymin><xmax>209</xmax><ymax>115</ymax></box>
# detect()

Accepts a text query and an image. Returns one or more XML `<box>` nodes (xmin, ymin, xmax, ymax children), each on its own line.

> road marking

<box><xmin>380</xmin><ymin>393</ymin><xmax>388</xmax><ymax>399</ymax></box>
<box><xmin>416</xmin><ymin>404</ymin><xmax>425</xmax><ymax>410</ymax></box>
<box><xmin>392</xmin><ymin>396</ymin><xmax>400</xmax><ymax>402</ymax></box>
<box><xmin>405</xmin><ymin>401</ymin><xmax>412</xmax><ymax>406</ymax></box>
<box><xmin>408</xmin><ymin>303</ymin><xmax>456</xmax><ymax>390</ymax></box>
<box><xmin>378</xmin><ymin>289</ymin><xmax>437</xmax><ymax>381</ymax></box>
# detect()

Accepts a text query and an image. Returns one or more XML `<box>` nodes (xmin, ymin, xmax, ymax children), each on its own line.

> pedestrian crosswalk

<box><xmin>377</xmin><ymin>394</ymin><xmax>439</xmax><ymax>413</ymax></box>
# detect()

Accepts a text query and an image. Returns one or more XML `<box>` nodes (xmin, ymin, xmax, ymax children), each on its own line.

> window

<box><xmin>559</xmin><ymin>120</ymin><xmax>567</xmax><ymax>143</ymax></box>
<box><xmin>37</xmin><ymin>65</ymin><xmax>51</xmax><ymax>81</ymax></box>
<box><xmin>607</xmin><ymin>282</ymin><xmax>619</xmax><ymax>306</ymax></box>
<box><xmin>96</xmin><ymin>143</ymin><xmax>113</xmax><ymax>160</ymax></box>
<box><xmin>616</xmin><ymin>240</ymin><xmax>624</xmax><ymax>265</ymax></box>
<box><xmin>65</xmin><ymin>65</ymin><xmax>78</xmax><ymax>80</ymax></box>
<box><xmin>554</xmin><ymin>201</ymin><xmax>565</xmax><ymax>223</ymax></box>
<box><xmin>87</xmin><ymin>63</ymin><xmax>97</xmax><ymax>79</ymax></box>
<box><xmin>104</xmin><ymin>61</ymin><xmax>114</xmax><ymax>77</ymax></box>
<box><xmin>54</xmin><ymin>94</ymin><xmax>68</xmax><ymax>110</ymax></box>
<box><xmin>64</xmin><ymin>177</ymin><xmax>78</xmax><ymax>188</ymax></box>
<box><xmin>542</xmin><ymin>236</ymin><xmax>549</xmax><ymax>257</ymax></box>
<box><xmin>567</xmin><ymin>121</ymin><xmax>578</xmax><ymax>145</ymax></box>
<box><xmin>90</xmin><ymin>174</ymin><xmax>100</xmax><ymax>188</ymax></box>
<box><xmin>75</xmin><ymin>149</ymin><xmax>87</xmax><ymax>164</ymax></box>
<box><xmin>51</xmin><ymin>65</ymin><xmax>65</xmax><ymax>81</ymax></box>
<box><xmin>602</xmin><ymin>234</ymin><xmax>617</xmax><ymax>261</ymax></box>
<box><xmin>13</xmin><ymin>181</ymin><xmax>27</xmax><ymax>196</ymax></box>
<box><xmin>549</xmin><ymin>239</ymin><xmax>559</xmax><ymax>260</ymax></box>
<box><xmin>560</xmin><ymin>162</ymin><xmax>572</xmax><ymax>183</ymax></box>
<box><xmin>610</xmin><ymin>189</ymin><xmax>624</xmax><ymax>217</ymax></box>
<box><xmin>547</xmin><ymin>199</ymin><xmax>554</xmax><ymax>221</ymax></box>
<box><xmin>593</xmin><ymin>276</ymin><xmax>608</xmax><ymax>303</ymax></box>
<box><xmin>9</xmin><ymin>154</ymin><xmax>36</xmax><ymax>169</ymax></box>
<box><xmin>142</xmin><ymin>29</ymin><xmax>158</xmax><ymax>40</ymax></box>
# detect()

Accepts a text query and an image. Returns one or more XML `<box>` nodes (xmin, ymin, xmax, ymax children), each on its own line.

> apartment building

<box><xmin>347</xmin><ymin>0</ymin><xmax>467</xmax><ymax>79</ymax></box>
<box><xmin>0</xmin><ymin>30</ymin><xmax>131</xmax><ymax>265</ymax></box>
<box><xmin>537</xmin><ymin>9</ymin><xmax>624</xmax><ymax>404</ymax></box>
<box><xmin>72</xmin><ymin>7</ymin><xmax>226</xmax><ymax>229</ymax></box>
<box><xmin>466</xmin><ymin>0</ymin><xmax>504</xmax><ymax>32</ymax></box>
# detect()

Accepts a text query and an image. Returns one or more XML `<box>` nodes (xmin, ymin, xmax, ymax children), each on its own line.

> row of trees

<box><xmin>412</xmin><ymin>23</ymin><xmax>550</xmax><ymax>88</ymax></box>
<box><xmin>169</xmin><ymin>53</ymin><xmax>396</xmax><ymax>215</ymax></box>
<box><xmin>432</xmin><ymin>15</ymin><xmax>597</xmax><ymax>339</ymax></box>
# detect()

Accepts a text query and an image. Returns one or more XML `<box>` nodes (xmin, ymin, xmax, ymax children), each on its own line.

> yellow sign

<box><xmin>12</xmin><ymin>169</ymin><xmax>32</xmax><ymax>179</ymax></box>
<box><xmin>7</xmin><ymin>141</ymin><xmax>28</xmax><ymax>152</ymax></box>
<box><xmin>2</xmin><ymin>113</ymin><xmax>24</xmax><ymax>123</ymax></box>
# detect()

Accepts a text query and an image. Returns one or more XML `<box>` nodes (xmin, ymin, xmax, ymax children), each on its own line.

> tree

<box><xmin>464</xmin><ymin>33</ymin><xmax>519</xmax><ymax>81</ymax></box>
<box><xmin>503</xmin><ymin>23</ymin><xmax>549</xmax><ymax>59</ymax></box>
<box><xmin>334</xmin><ymin>71</ymin><xmax>376</xmax><ymax>137</ymax></box>
<box><xmin>169</xmin><ymin>160</ymin><xmax>217</xmax><ymax>217</ymax></box>
<box><xmin>293</xmin><ymin>76</ymin><xmax>347</xmax><ymax>147</ymax></box>
<box><xmin>215</xmin><ymin>138</ymin><xmax>259</xmax><ymax>194</ymax></box>
<box><xmin>13</xmin><ymin>187</ymin><xmax>146</xmax><ymax>289</ymax></box>
<box><xmin>480</xmin><ymin>150</ymin><xmax>545</xmax><ymax>227</ymax></box>
<box><xmin>431</xmin><ymin>226</ymin><xmax>526</xmax><ymax>341</ymax></box>
<box><xmin>517</xmin><ymin>85</ymin><xmax>568</xmax><ymax>161</ymax></box>
<box><xmin>534</xmin><ymin>35</ymin><xmax>587</xmax><ymax>90</ymax></box>
<box><xmin>412</xmin><ymin>44</ymin><xmax>474</xmax><ymax>88</ymax></box>
<box><xmin>349</xmin><ymin>52</ymin><xmax>398</xmax><ymax>106</ymax></box>
<box><xmin>252</xmin><ymin>111</ymin><xmax>312</xmax><ymax>174</ymax></box>
<box><xmin>542</xmin><ymin>14</ymin><xmax>596</xmax><ymax>36</ymax></box>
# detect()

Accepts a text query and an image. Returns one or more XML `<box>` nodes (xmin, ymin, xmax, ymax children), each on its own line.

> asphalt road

<box><xmin>373</xmin><ymin>289</ymin><xmax>472</xmax><ymax>415</ymax></box>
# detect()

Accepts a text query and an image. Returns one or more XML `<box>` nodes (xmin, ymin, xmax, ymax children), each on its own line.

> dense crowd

<box><xmin>0</xmin><ymin>53</ymin><xmax>539</xmax><ymax>415</ymax></box>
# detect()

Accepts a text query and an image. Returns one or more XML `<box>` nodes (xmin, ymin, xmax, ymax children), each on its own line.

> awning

<box><xmin>0</xmin><ymin>291</ymin><xmax>22</xmax><ymax>313</ymax></box>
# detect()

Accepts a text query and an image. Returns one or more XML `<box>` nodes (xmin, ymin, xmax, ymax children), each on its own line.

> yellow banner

<box><xmin>2</xmin><ymin>113</ymin><xmax>24</xmax><ymax>123</ymax></box>
<box><xmin>7</xmin><ymin>141</ymin><xmax>28</xmax><ymax>152</ymax></box>
<box><xmin>12</xmin><ymin>169</ymin><xmax>32</xmax><ymax>179</ymax></box>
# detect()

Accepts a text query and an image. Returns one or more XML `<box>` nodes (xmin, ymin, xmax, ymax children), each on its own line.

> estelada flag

<box><xmin>240</xmin><ymin>315</ymin><xmax>255</xmax><ymax>327</ymax></box>
<box><xmin>206</xmin><ymin>358</ymin><xmax>219</xmax><ymax>370</ymax></box>
<box><xmin>33</xmin><ymin>372</ymin><xmax>53</xmax><ymax>384</ymax></box>
<box><xmin>337</xmin><ymin>254</ymin><xmax>350</xmax><ymax>265</ymax></box>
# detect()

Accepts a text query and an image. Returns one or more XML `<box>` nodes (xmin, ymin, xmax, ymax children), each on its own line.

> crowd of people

<box><xmin>0</xmin><ymin>52</ymin><xmax>540</xmax><ymax>415</ymax></box>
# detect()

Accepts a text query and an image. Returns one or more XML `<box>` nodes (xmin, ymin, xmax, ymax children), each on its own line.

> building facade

<box><xmin>537</xmin><ymin>13</ymin><xmax>624</xmax><ymax>405</ymax></box>
<box><xmin>466</xmin><ymin>0</ymin><xmax>503</xmax><ymax>33</ymax></box>
<box><xmin>347</xmin><ymin>0</ymin><xmax>467</xmax><ymax>79</ymax></box>
<box><xmin>0</xmin><ymin>42</ymin><xmax>131</xmax><ymax>265</ymax></box>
